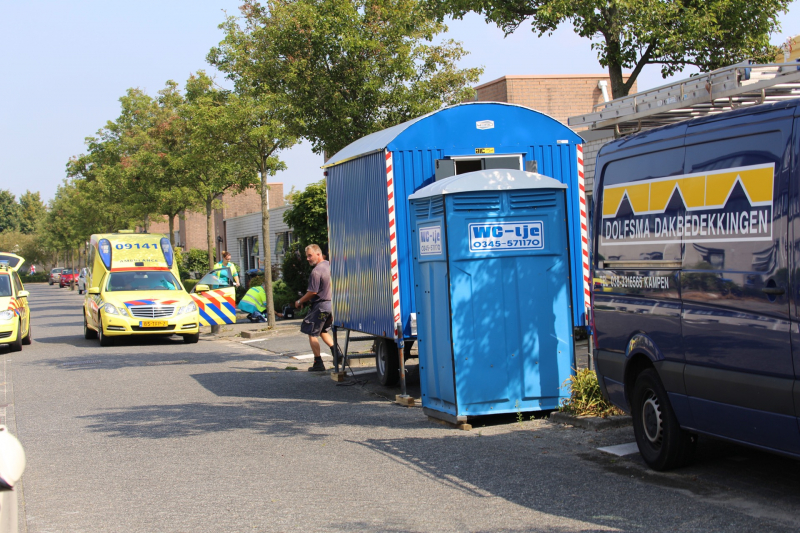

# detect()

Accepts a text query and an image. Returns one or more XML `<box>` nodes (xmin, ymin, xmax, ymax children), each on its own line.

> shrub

<box><xmin>559</xmin><ymin>368</ymin><xmax>624</xmax><ymax>418</ymax></box>
<box><xmin>174</xmin><ymin>247</ymin><xmax>189</xmax><ymax>280</ymax></box>
<box><xmin>281</xmin><ymin>243</ymin><xmax>312</xmax><ymax>296</ymax></box>
<box><xmin>273</xmin><ymin>279</ymin><xmax>301</xmax><ymax>312</ymax></box>
<box><xmin>19</xmin><ymin>273</ymin><xmax>48</xmax><ymax>283</ymax></box>
<box><xmin>182</xmin><ymin>279</ymin><xmax>198</xmax><ymax>293</ymax></box>
<box><xmin>183</xmin><ymin>248</ymin><xmax>212</xmax><ymax>277</ymax></box>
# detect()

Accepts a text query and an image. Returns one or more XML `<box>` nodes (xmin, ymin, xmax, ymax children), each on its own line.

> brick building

<box><xmin>473</xmin><ymin>74</ymin><xmax>636</xmax><ymax>195</ymax></box>
<box><xmin>149</xmin><ymin>183</ymin><xmax>284</xmax><ymax>261</ymax></box>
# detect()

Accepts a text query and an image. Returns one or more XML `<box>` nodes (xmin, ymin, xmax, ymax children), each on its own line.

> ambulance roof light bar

<box><xmin>568</xmin><ymin>61</ymin><xmax>800</xmax><ymax>134</ymax></box>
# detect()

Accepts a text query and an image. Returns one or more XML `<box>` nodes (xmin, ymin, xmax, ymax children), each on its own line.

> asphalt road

<box><xmin>4</xmin><ymin>283</ymin><xmax>800</xmax><ymax>532</ymax></box>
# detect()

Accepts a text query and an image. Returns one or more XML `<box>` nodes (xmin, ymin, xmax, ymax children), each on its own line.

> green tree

<box><xmin>283</xmin><ymin>180</ymin><xmax>328</xmax><ymax>251</ymax></box>
<box><xmin>182</xmin><ymin>71</ymin><xmax>258</xmax><ymax>269</ymax></box>
<box><xmin>209</xmin><ymin>0</ymin><xmax>483</xmax><ymax>156</ymax></box>
<box><xmin>0</xmin><ymin>190</ymin><xmax>19</xmax><ymax>233</ymax></box>
<box><xmin>428</xmin><ymin>0</ymin><xmax>789</xmax><ymax>98</ymax></box>
<box><xmin>281</xmin><ymin>180</ymin><xmax>329</xmax><ymax>297</ymax></box>
<box><xmin>17</xmin><ymin>191</ymin><xmax>46</xmax><ymax>235</ymax></box>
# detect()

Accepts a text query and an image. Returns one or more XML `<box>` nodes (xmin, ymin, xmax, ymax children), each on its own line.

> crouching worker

<box><xmin>238</xmin><ymin>285</ymin><xmax>269</xmax><ymax>323</ymax></box>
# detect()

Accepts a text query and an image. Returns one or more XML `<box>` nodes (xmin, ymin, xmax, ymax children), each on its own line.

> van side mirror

<box><xmin>17</xmin><ymin>291</ymin><xmax>29</xmax><ymax>298</ymax></box>
<box><xmin>88</xmin><ymin>287</ymin><xmax>100</xmax><ymax>295</ymax></box>
<box><xmin>195</xmin><ymin>284</ymin><xmax>210</xmax><ymax>293</ymax></box>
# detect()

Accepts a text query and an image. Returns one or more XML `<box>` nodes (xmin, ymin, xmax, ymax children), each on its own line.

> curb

<box><xmin>549</xmin><ymin>411</ymin><xmax>632</xmax><ymax>430</ymax></box>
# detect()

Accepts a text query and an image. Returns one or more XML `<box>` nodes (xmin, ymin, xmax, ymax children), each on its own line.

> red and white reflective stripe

<box><xmin>577</xmin><ymin>144</ymin><xmax>590</xmax><ymax>325</ymax></box>
<box><xmin>386</xmin><ymin>150</ymin><xmax>402</xmax><ymax>332</ymax></box>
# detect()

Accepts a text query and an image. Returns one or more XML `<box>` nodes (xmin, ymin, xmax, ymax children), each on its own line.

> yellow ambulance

<box><xmin>82</xmin><ymin>233</ymin><xmax>199</xmax><ymax>346</ymax></box>
<box><xmin>0</xmin><ymin>253</ymin><xmax>32</xmax><ymax>352</ymax></box>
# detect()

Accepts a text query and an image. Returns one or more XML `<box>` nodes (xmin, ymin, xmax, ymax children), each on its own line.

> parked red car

<box><xmin>59</xmin><ymin>269</ymin><xmax>76</xmax><ymax>288</ymax></box>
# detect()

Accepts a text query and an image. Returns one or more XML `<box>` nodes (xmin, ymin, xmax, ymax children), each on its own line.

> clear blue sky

<box><xmin>1</xmin><ymin>1</ymin><xmax>798</xmax><ymax>203</ymax></box>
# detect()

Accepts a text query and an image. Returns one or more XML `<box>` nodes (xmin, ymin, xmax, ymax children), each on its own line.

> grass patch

<box><xmin>285</xmin><ymin>366</ymin><xmax>298</xmax><ymax>371</ymax></box>
<box><xmin>560</xmin><ymin>368</ymin><xmax>624</xmax><ymax>418</ymax></box>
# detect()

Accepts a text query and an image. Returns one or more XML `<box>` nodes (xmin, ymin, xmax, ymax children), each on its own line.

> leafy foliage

<box><xmin>428</xmin><ymin>0</ymin><xmax>789</xmax><ymax>97</ymax></box>
<box><xmin>560</xmin><ymin>369</ymin><xmax>624</xmax><ymax>418</ymax></box>
<box><xmin>183</xmin><ymin>248</ymin><xmax>212</xmax><ymax>276</ymax></box>
<box><xmin>0</xmin><ymin>190</ymin><xmax>19</xmax><ymax>233</ymax></box>
<box><xmin>209</xmin><ymin>0</ymin><xmax>483</xmax><ymax>156</ymax></box>
<box><xmin>17</xmin><ymin>191</ymin><xmax>46</xmax><ymax>235</ymax></box>
<box><xmin>283</xmin><ymin>180</ymin><xmax>328</xmax><ymax>254</ymax></box>
<box><xmin>281</xmin><ymin>243</ymin><xmax>314</xmax><ymax>298</ymax></box>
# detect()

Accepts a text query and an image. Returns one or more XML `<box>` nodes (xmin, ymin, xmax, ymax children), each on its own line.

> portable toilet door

<box><xmin>409</xmin><ymin>169</ymin><xmax>575</xmax><ymax>422</ymax></box>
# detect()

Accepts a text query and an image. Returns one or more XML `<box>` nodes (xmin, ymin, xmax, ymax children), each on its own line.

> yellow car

<box><xmin>83</xmin><ymin>233</ymin><xmax>203</xmax><ymax>346</ymax></box>
<box><xmin>0</xmin><ymin>255</ymin><xmax>32</xmax><ymax>352</ymax></box>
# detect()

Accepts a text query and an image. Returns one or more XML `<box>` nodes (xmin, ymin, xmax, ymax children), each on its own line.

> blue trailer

<box><xmin>323</xmin><ymin>102</ymin><xmax>588</xmax><ymax>389</ymax></box>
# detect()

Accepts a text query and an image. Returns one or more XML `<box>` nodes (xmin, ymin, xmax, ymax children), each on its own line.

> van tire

<box><xmin>84</xmin><ymin>313</ymin><xmax>97</xmax><ymax>339</ymax></box>
<box><xmin>98</xmin><ymin>318</ymin><xmax>114</xmax><ymax>347</ymax></box>
<box><xmin>183</xmin><ymin>333</ymin><xmax>200</xmax><ymax>344</ymax></box>
<box><xmin>631</xmin><ymin>368</ymin><xmax>696</xmax><ymax>471</ymax></box>
<box><xmin>21</xmin><ymin>323</ymin><xmax>32</xmax><ymax>345</ymax></box>
<box><xmin>376</xmin><ymin>339</ymin><xmax>400</xmax><ymax>386</ymax></box>
<box><xmin>8</xmin><ymin>321</ymin><xmax>22</xmax><ymax>352</ymax></box>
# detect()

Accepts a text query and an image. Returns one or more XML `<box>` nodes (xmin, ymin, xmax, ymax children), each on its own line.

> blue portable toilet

<box><xmin>409</xmin><ymin>169</ymin><xmax>574</xmax><ymax>422</ymax></box>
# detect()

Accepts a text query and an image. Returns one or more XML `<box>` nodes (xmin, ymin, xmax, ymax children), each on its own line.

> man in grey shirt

<box><xmin>295</xmin><ymin>244</ymin><xmax>337</xmax><ymax>371</ymax></box>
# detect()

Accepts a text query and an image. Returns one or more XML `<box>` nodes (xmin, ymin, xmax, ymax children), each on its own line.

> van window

<box><xmin>597</xmin><ymin>148</ymin><xmax>685</xmax><ymax>263</ymax></box>
<box><xmin>0</xmin><ymin>275</ymin><xmax>11</xmax><ymax>297</ymax></box>
<box><xmin>106</xmin><ymin>271</ymin><xmax>181</xmax><ymax>292</ymax></box>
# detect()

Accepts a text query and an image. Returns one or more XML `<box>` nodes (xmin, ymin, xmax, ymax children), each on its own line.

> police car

<box><xmin>0</xmin><ymin>256</ymin><xmax>32</xmax><ymax>352</ymax></box>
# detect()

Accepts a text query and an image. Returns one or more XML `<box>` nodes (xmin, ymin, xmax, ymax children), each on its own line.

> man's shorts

<box><xmin>300</xmin><ymin>303</ymin><xmax>333</xmax><ymax>336</ymax></box>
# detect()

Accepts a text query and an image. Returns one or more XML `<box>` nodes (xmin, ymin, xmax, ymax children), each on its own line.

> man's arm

<box><xmin>295</xmin><ymin>291</ymin><xmax>317</xmax><ymax>308</ymax></box>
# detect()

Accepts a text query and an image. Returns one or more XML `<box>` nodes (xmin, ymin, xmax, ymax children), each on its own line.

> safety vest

<box><xmin>238</xmin><ymin>285</ymin><xmax>266</xmax><ymax>314</ymax></box>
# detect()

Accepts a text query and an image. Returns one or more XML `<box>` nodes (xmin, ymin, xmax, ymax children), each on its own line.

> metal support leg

<box><xmin>587</xmin><ymin>332</ymin><xmax>594</xmax><ymax>371</ymax></box>
<box><xmin>332</xmin><ymin>327</ymin><xmax>339</xmax><ymax>373</ymax></box>
<box><xmin>343</xmin><ymin>329</ymin><xmax>351</xmax><ymax>368</ymax></box>
<box><xmin>395</xmin><ymin>337</ymin><xmax>414</xmax><ymax>406</ymax></box>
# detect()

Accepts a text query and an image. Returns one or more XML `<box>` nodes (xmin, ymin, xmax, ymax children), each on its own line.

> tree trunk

<box><xmin>607</xmin><ymin>62</ymin><xmax>627</xmax><ymax>99</ymax></box>
<box><xmin>143</xmin><ymin>216</ymin><xmax>150</xmax><ymax>233</ymax></box>
<box><xmin>206</xmin><ymin>196</ymin><xmax>215</xmax><ymax>270</ymax></box>
<box><xmin>70</xmin><ymin>249</ymin><xmax>75</xmax><ymax>291</ymax></box>
<box><xmin>168</xmin><ymin>214</ymin><xmax>175</xmax><ymax>248</ymax></box>
<box><xmin>260</xmin><ymin>166</ymin><xmax>276</xmax><ymax>328</ymax></box>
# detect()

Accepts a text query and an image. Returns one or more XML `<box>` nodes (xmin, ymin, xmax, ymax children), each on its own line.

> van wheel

<box><xmin>84</xmin><ymin>312</ymin><xmax>97</xmax><ymax>340</ymax></box>
<box><xmin>631</xmin><ymin>368</ymin><xmax>696</xmax><ymax>471</ymax></box>
<box><xmin>21</xmin><ymin>322</ymin><xmax>32</xmax><ymax>345</ymax></box>
<box><xmin>8</xmin><ymin>321</ymin><xmax>22</xmax><ymax>352</ymax></box>
<box><xmin>376</xmin><ymin>339</ymin><xmax>400</xmax><ymax>386</ymax></box>
<box><xmin>183</xmin><ymin>333</ymin><xmax>200</xmax><ymax>344</ymax></box>
<box><xmin>98</xmin><ymin>318</ymin><xmax>114</xmax><ymax>347</ymax></box>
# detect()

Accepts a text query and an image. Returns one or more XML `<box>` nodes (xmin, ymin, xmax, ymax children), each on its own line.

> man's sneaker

<box><xmin>308</xmin><ymin>359</ymin><xmax>326</xmax><ymax>372</ymax></box>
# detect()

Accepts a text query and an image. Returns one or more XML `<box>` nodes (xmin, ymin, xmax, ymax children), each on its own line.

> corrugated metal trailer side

<box><xmin>326</xmin><ymin>152</ymin><xmax>397</xmax><ymax>338</ymax></box>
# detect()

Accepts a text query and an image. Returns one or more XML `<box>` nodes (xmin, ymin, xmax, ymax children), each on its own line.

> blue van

<box><xmin>592</xmin><ymin>99</ymin><xmax>800</xmax><ymax>470</ymax></box>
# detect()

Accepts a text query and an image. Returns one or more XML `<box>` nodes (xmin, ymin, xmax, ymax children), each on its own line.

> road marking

<box><xmin>292</xmin><ymin>354</ymin><xmax>332</xmax><ymax>361</ymax></box>
<box><xmin>240</xmin><ymin>338</ymin><xmax>269</xmax><ymax>344</ymax></box>
<box><xmin>598</xmin><ymin>442</ymin><xmax>640</xmax><ymax>456</ymax></box>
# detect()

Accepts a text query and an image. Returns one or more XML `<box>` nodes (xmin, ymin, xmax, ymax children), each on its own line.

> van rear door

<box><xmin>681</xmin><ymin>106</ymin><xmax>798</xmax><ymax>453</ymax></box>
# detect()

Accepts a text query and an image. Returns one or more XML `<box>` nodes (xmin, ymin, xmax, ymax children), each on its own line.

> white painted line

<box><xmin>598</xmin><ymin>442</ymin><xmax>640</xmax><ymax>457</ymax></box>
<box><xmin>292</xmin><ymin>354</ymin><xmax>332</xmax><ymax>361</ymax></box>
<box><xmin>240</xmin><ymin>338</ymin><xmax>269</xmax><ymax>344</ymax></box>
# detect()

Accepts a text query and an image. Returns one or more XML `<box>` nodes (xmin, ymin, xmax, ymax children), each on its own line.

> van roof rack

<box><xmin>568</xmin><ymin>61</ymin><xmax>800</xmax><ymax>134</ymax></box>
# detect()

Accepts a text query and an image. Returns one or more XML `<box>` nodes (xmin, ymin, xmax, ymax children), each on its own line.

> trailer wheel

<box><xmin>376</xmin><ymin>339</ymin><xmax>400</xmax><ymax>386</ymax></box>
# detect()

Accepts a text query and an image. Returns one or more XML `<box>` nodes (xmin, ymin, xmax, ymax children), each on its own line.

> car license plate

<box><xmin>139</xmin><ymin>320</ymin><xmax>168</xmax><ymax>328</ymax></box>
